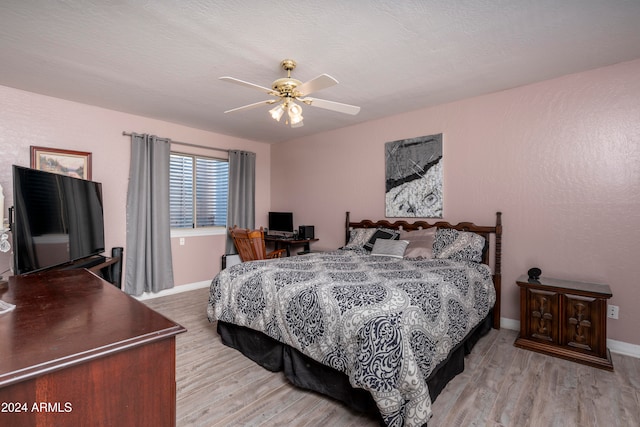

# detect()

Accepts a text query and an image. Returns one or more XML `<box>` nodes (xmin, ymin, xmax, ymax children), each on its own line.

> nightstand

<box><xmin>514</xmin><ymin>275</ymin><xmax>613</xmax><ymax>371</ymax></box>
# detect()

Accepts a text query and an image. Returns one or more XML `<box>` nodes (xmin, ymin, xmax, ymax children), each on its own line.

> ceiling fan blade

<box><xmin>301</xmin><ymin>97</ymin><xmax>361</xmax><ymax>115</ymax></box>
<box><xmin>296</xmin><ymin>74</ymin><xmax>338</xmax><ymax>96</ymax></box>
<box><xmin>224</xmin><ymin>100</ymin><xmax>276</xmax><ymax>114</ymax></box>
<box><xmin>219</xmin><ymin>76</ymin><xmax>274</xmax><ymax>94</ymax></box>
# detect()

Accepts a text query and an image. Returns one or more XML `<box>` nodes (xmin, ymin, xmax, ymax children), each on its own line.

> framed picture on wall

<box><xmin>385</xmin><ymin>133</ymin><xmax>443</xmax><ymax>218</ymax></box>
<box><xmin>30</xmin><ymin>146</ymin><xmax>92</xmax><ymax>180</ymax></box>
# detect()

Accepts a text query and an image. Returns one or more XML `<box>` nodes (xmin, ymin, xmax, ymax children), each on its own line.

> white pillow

<box><xmin>370</xmin><ymin>239</ymin><xmax>409</xmax><ymax>258</ymax></box>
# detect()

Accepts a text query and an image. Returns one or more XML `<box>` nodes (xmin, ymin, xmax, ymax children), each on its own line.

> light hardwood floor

<box><xmin>144</xmin><ymin>287</ymin><xmax>640</xmax><ymax>427</ymax></box>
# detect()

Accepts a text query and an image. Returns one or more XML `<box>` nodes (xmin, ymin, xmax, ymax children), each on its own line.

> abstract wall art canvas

<box><xmin>385</xmin><ymin>134</ymin><xmax>443</xmax><ymax>218</ymax></box>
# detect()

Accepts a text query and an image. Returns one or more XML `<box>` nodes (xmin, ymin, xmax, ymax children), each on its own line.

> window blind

<box><xmin>170</xmin><ymin>154</ymin><xmax>228</xmax><ymax>228</ymax></box>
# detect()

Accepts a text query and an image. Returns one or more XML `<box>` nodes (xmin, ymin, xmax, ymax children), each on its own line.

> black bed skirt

<box><xmin>217</xmin><ymin>311</ymin><xmax>493</xmax><ymax>419</ymax></box>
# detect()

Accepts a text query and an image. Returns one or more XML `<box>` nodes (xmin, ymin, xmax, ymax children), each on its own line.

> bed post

<box><xmin>345</xmin><ymin>211</ymin><xmax>351</xmax><ymax>245</ymax></box>
<box><xmin>493</xmin><ymin>211</ymin><xmax>502</xmax><ymax>329</ymax></box>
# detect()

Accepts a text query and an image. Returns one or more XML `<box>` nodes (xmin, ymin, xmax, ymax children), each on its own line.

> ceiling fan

<box><xmin>220</xmin><ymin>59</ymin><xmax>360</xmax><ymax>128</ymax></box>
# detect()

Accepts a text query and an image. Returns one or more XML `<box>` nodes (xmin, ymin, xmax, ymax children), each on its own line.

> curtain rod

<box><xmin>122</xmin><ymin>131</ymin><xmax>230</xmax><ymax>153</ymax></box>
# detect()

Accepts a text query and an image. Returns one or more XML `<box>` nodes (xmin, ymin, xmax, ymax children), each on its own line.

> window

<box><xmin>169</xmin><ymin>153</ymin><xmax>229</xmax><ymax>229</ymax></box>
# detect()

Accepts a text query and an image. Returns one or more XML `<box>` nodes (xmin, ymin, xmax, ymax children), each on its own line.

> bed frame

<box><xmin>345</xmin><ymin>211</ymin><xmax>503</xmax><ymax>329</ymax></box>
<box><xmin>216</xmin><ymin>211</ymin><xmax>503</xmax><ymax>422</ymax></box>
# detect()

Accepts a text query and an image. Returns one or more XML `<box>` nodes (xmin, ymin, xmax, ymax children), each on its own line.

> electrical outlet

<box><xmin>179</xmin><ymin>237</ymin><xmax>185</xmax><ymax>246</ymax></box>
<box><xmin>607</xmin><ymin>304</ymin><xmax>619</xmax><ymax>319</ymax></box>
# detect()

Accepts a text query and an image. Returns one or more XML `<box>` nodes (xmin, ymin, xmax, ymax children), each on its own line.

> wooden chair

<box><xmin>229</xmin><ymin>226</ymin><xmax>286</xmax><ymax>262</ymax></box>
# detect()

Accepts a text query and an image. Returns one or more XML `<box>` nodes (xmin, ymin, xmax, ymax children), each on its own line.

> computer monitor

<box><xmin>268</xmin><ymin>212</ymin><xmax>293</xmax><ymax>235</ymax></box>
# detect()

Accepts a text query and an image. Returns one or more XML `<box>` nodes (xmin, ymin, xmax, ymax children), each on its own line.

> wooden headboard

<box><xmin>345</xmin><ymin>211</ymin><xmax>503</xmax><ymax>329</ymax></box>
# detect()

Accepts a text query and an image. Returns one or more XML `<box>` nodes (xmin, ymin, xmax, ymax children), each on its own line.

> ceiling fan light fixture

<box><xmin>269</xmin><ymin>104</ymin><xmax>285</xmax><ymax>121</ymax></box>
<box><xmin>289</xmin><ymin>113</ymin><xmax>304</xmax><ymax>126</ymax></box>
<box><xmin>288</xmin><ymin>102</ymin><xmax>304</xmax><ymax>125</ymax></box>
<box><xmin>288</xmin><ymin>102</ymin><xmax>302</xmax><ymax>116</ymax></box>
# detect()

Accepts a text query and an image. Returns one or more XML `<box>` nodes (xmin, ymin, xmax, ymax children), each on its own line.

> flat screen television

<box><xmin>268</xmin><ymin>211</ymin><xmax>293</xmax><ymax>234</ymax></box>
<box><xmin>12</xmin><ymin>165</ymin><xmax>106</xmax><ymax>275</ymax></box>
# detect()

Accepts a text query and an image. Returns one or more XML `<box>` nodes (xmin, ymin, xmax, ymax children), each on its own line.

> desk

<box><xmin>0</xmin><ymin>269</ymin><xmax>186</xmax><ymax>426</ymax></box>
<box><xmin>265</xmin><ymin>236</ymin><xmax>319</xmax><ymax>256</ymax></box>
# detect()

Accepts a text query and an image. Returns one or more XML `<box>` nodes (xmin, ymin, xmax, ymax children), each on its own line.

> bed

<box><xmin>207</xmin><ymin>212</ymin><xmax>502</xmax><ymax>426</ymax></box>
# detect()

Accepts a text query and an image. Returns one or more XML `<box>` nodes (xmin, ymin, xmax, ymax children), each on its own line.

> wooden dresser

<box><xmin>0</xmin><ymin>269</ymin><xmax>186</xmax><ymax>426</ymax></box>
<box><xmin>514</xmin><ymin>275</ymin><xmax>613</xmax><ymax>371</ymax></box>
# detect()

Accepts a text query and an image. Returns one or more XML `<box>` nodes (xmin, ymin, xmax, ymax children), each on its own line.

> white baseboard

<box><xmin>500</xmin><ymin>317</ymin><xmax>640</xmax><ymax>359</ymax></box>
<box><xmin>607</xmin><ymin>339</ymin><xmax>640</xmax><ymax>358</ymax></box>
<box><xmin>133</xmin><ymin>280</ymin><xmax>211</xmax><ymax>301</ymax></box>
<box><xmin>500</xmin><ymin>317</ymin><xmax>520</xmax><ymax>331</ymax></box>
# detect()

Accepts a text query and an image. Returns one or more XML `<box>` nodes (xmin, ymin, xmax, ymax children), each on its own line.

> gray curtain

<box><xmin>226</xmin><ymin>150</ymin><xmax>256</xmax><ymax>253</ymax></box>
<box><xmin>124</xmin><ymin>133</ymin><xmax>175</xmax><ymax>295</ymax></box>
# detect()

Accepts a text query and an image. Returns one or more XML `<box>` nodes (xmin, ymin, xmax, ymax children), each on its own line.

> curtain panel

<box><xmin>125</xmin><ymin>133</ymin><xmax>175</xmax><ymax>295</ymax></box>
<box><xmin>226</xmin><ymin>150</ymin><xmax>256</xmax><ymax>253</ymax></box>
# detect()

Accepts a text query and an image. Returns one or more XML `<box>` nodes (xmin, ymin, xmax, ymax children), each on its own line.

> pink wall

<box><xmin>0</xmin><ymin>86</ymin><xmax>271</xmax><ymax>287</ymax></box>
<box><xmin>271</xmin><ymin>59</ymin><xmax>640</xmax><ymax>346</ymax></box>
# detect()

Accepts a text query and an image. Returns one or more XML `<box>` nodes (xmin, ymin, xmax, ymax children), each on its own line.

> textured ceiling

<box><xmin>1</xmin><ymin>1</ymin><xmax>640</xmax><ymax>143</ymax></box>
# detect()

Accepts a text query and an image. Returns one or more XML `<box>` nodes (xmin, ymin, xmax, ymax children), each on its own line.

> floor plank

<box><xmin>144</xmin><ymin>287</ymin><xmax>640</xmax><ymax>427</ymax></box>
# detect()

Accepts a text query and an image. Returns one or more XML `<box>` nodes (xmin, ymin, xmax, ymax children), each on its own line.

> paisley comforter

<box><xmin>207</xmin><ymin>249</ymin><xmax>495</xmax><ymax>427</ymax></box>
